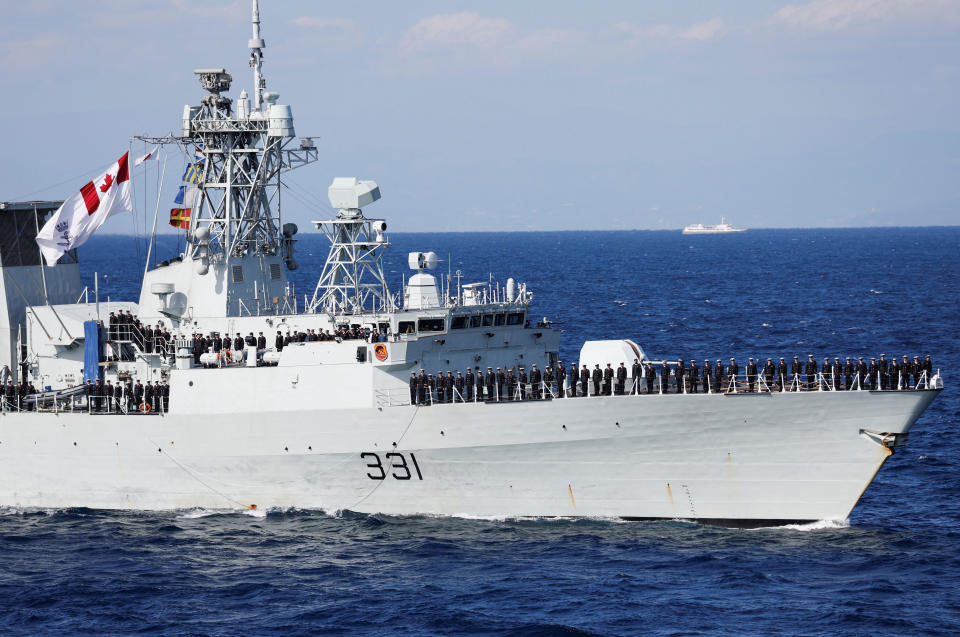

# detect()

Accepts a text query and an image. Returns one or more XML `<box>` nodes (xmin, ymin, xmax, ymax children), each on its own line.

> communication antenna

<box><xmin>250</xmin><ymin>0</ymin><xmax>265</xmax><ymax>110</ymax></box>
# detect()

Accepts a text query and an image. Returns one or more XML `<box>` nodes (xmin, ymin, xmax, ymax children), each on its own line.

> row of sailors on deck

<box><xmin>108</xmin><ymin>311</ymin><xmax>384</xmax><ymax>361</ymax></box>
<box><xmin>84</xmin><ymin>378</ymin><xmax>169</xmax><ymax>413</ymax></box>
<box><xmin>649</xmin><ymin>353</ymin><xmax>934</xmax><ymax>393</ymax></box>
<box><xmin>192</xmin><ymin>328</ymin><xmax>383</xmax><ymax>366</ymax></box>
<box><xmin>407</xmin><ymin>353</ymin><xmax>934</xmax><ymax>403</ymax></box>
<box><xmin>2</xmin><ymin>378</ymin><xmax>170</xmax><ymax>413</ymax></box>
<box><xmin>3</xmin><ymin>380</ymin><xmax>40</xmax><ymax>411</ymax></box>
<box><xmin>107</xmin><ymin>311</ymin><xmax>171</xmax><ymax>355</ymax></box>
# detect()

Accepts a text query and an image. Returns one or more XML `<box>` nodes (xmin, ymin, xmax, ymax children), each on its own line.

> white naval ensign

<box><xmin>36</xmin><ymin>151</ymin><xmax>133</xmax><ymax>266</ymax></box>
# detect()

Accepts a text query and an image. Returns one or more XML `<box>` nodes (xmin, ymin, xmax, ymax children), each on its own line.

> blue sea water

<box><xmin>1</xmin><ymin>227</ymin><xmax>958</xmax><ymax>636</ymax></box>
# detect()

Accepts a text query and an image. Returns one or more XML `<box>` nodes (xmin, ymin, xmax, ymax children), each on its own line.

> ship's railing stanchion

<box><xmin>658</xmin><ymin>373</ymin><xmax>663</xmax><ymax>395</ymax></box>
<box><xmin>542</xmin><ymin>380</ymin><xmax>556</xmax><ymax>400</ymax></box>
<box><xmin>757</xmin><ymin>375</ymin><xmax>770</xmax><ymax>393</ymax></box>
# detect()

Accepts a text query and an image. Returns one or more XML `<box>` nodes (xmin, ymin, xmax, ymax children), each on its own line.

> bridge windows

<box><xmin>417</xmin><ymin>318</ymin><xmax>445</xmax><ymax>332</ymax></box>
<box><xmin>469</xmin><ymin>315</ymin><xmax>482</xmax><ymax>328</ymax></box>
<box><xmin>507</xmin><ymin>312</ymin><xmax>525</xmax><ymax>326</ymax></box>
<box><xmin>398</xmin><ymin>321</ymin><xmax>416</xmax><ymax>334</ymax></box>
<box><xmin>451</xmin><ymin>316</ymin><xmax>467</xmax><ymax>329</ymax></box>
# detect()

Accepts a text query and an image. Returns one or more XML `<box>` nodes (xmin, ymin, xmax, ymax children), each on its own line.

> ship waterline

<box><xmin>0</xmin><ymin>388</ymin><xmax>937</xmax><ymax>523</ymax></box>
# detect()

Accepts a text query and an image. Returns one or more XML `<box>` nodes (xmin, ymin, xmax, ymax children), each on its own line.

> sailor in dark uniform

<box><xmin>475</xmin><ymin>368</ymin><xmax>484</xmax><ymax>401</ymax></box>
<box><xmin>804</xmin><ymin>355</ymin><xmax>817</xmax><ymax>389</ymax></box>
<box><xmin>791</xmin><ymin>356</ymin><xmax>802</xmax><ymax>386</ymax></box>
<box><xmin>900</xmin><ymin>355</ymin><xmax>911</xmax><ymax>389</ymax></box>
<box><xmin>592</xmin><ymin>364</ymin><xmax>602</xmax><ymax>397</ymax></box>
<box><xmin>555</xmin><ymin>362</ymin><xmax>565</xmax><ymax>399</ymax></box>
<box><xmin>878</xmin><ymin>354</ymin><xmax>888</xmax><ymax>390</ymax></box>
<box><xmin>455</xmin><ymin>371</ymin><xmax>464</xmax><ymax>402</ymax></box>
<box><xmin>143</xmin><ymin>381</ymin><xmax>154</xmax><ymax>412</ymax></box>
<box><xmin>714</xmin><ymin>359</ymin><xmax>723</xmax><ymax>394</ymax></box>
<box><xmin>518</xmin><ymin>367</ymin><xmax>528</xmax><ymax>400</ymax></box>
<box><xmin>417</xmin><ymin>370</ymin><xmax>428</xmax><ymax>404</ymax></box>
<box><xmin>616</xmin><ymin>363</ymin><xmax>627</xmax><ymax>395</ymax></box>
<box><xmin>486</xmin><ymin>367</ymin><xmax>496</xmax><ymax>401</ymax></box>
<box><xmin>603</xmin><ymin>363</ymin><xmax>614</xmax><ymax>396</ymax></box>
<box><xmin>727</xmin><ymin>358</ymin><xmax>739</xmax><ymax>392</ymax></box>
<box><xmin>702</xmin><ymin>359</ymin><xmax>712</xmax><ymax>393</ymax></box>
<box><xmin>409</xmin><ymin>372</ymin><xmax>418</xmax><ymax>405</ymax></box>
<box><xmin>923</xmin><ymin>355</ymin><xmax>933</xmax><ymax>379</ymax></box>
<box><xmin>660</xmin><ymin>361</ymin><xmax>670</xmax><ymax>394</ymax></box>
<box><xmin>446</xmin><ymin>371</ymin><xmax>455</xmax><ymax>403</ymax></box>
<box><xmin>888</xmin><ymin>359</ymin><xmax>900</xmax><ymax>390</ymax></box>
<box><xmin>506</xmin><ymin>366</ymin><xmax>516</xmax><ymax>400</ymax></box>
<box><xmin>234</xmin><ymin>333</ymin><xmax>244</xmax><ymax>352</ymax></box>
<box><xmin>133</xmin><ymin>380</ymin><xmax>144</xmax><ymax>411</ymax></box>
<box><xmin>631</xmin><ymin>359</ymin><xmax>642</xmax><ymax>394</ymax></box>
<box><xmin>746</xmin><ymin>357</ymin><xmax>757</xmax><ymax>393</ymax></box>
<box><xmin>688</xmin><ymin>359</ymin><xmax>699</xmax><ymax>393</ymax></box>
<box><xmin>645</xmin><ymin>362</ymin><xmax>655</xmax><ymax>394</ymax></box>
<box><xmin>843</xmin><ymin>357</ymin><xmax>854</xmax><ymax>390</ymax></box>
<box><xmin>543</xmin><ymin>365</ymin><xmax>554</xmax><ymax>398</ymax></box>
<box><xmin>832</xmin><ymin>357</ymin><xmax>842</xmax><ymax>390</ymax></box>
<box><xmin>4</xmin><ymin>380</ymin><xmax>15</xmax><ymax>410</ymax></box>
<box><xmin>530</xmin><ymin>364</ymin><xmax>542</xmax><ymax>399</ymax></box>
<box><xmin>913</xmin><ymin>356</ymin><xmax>923</xmax><ymax>386</ymax></box>
<box><xmin>569</xmin><ymin>363</ymin><xmax>580</xmax><ymax>397</ymax></box>
<box><xmin>465</xmin><ymin>368</ymin><xmax>475</xmax><ymax>401</ymax></box>
<box><xmin>856</xmin><ymin>357</ymin><xmax>867</xmax><ymax>389</ymax></box>
<box><xmin>674</xmin><ymin>359</ymin><xmax>685</xmax><ymax>394</ymax></box>
<box><xmin>579</xmin><ymin>365</ymin><xmax>589</xmax><ymax>397</ymax></box>
<box><xmin>105</xmin><ymin>380</ymin><xmax>115</xmax><ymax>412</ymax></box>
<box><xmin>497</xmin><ymin>367</ymin><xmax>507</xmax><ymax>400</ymax></box>
<box><xmin>867</xmin><ymin>358</ymin><xmax>878</xmax><ymax>390</ymax></box>
<box><xmin>763</xmin><ymin>358</ymin><xmax>775</xmax><ymax>390</ymax></box>
<box><xmin>276</xmin><ymin>331</ymin><xmax>284</xmax><ymax>352</ymax></box>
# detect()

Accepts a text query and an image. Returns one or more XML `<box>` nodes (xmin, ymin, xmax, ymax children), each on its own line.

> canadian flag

<box><xmin>36</xmin><ymin>152</ymin><xmax>132</xmax><ymax>266</ymax></box>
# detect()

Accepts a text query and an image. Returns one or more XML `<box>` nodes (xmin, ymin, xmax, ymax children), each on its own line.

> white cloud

<box><xmin>397</xmin><ymin>12</ymin><xmax>578</xmax><ymax>66</ymax></box>
<box><xmin>400</xmin><ymin>12</ymin><xmax>514</xmax><ymax>54</ymax></box>
<box><xmin>616</xmin><ymin>17</ymin><xmax>726</xmax><ymax>46</ymax></box>
<box><xmin>772</xmin><ymin>0</ymin><xmax>960</xmax><ymax>31</ymax></box>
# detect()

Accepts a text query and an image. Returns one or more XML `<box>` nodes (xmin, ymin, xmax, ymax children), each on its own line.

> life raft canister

<box><xmin>374</xmin><ymin>343</ymin><xmax>388</xmax><ymax>361</ymax></box>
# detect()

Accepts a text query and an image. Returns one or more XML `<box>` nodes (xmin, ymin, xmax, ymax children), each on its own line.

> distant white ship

<box><xmin>682</xmin><ymin>217</ymin><xmax>746</xmax><ymax>234</ymax></box>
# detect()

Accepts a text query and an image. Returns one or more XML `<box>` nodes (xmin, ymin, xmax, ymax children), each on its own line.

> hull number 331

<box><xmin>361</xmin><ymin>452</ymin><xmax>424</xmax><ymax>480</ymax></box>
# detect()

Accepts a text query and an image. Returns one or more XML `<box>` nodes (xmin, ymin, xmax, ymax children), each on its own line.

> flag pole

<box><xmin>32</xmin><ymin>203</ymin><xmax>72</xmax><ymax>339</ymax></box>
<box><xmin>143</xmin><ymin>150</ymin><xmax>167</xmax><ymax>280</ymax></box>
<box><xmin>33</xmin><ymin>203</ymin><xmax>50</xmax><ymax>301</ymax></box>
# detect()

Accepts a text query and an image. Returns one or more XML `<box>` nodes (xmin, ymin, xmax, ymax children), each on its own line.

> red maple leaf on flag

<box><xmin>100</xmin><ymin>173</ymin><xmax>114</xmax><ymax>193</ymax></box>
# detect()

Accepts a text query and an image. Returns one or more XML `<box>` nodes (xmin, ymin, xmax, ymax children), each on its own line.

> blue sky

<box><xmin>1</xmin><ymin>0</ymin><xmax>958</xmax><ymax>233</ymax></box>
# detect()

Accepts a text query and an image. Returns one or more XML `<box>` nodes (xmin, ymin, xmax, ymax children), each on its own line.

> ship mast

<box><xmin>173</xmin><ymin>0</ymin><xmax>317</xmax><ymax>313</ymax></box>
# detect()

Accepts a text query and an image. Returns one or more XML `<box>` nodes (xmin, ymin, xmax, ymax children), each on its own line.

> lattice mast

<box><xmin>308</xmin><ymin>178</ymin><xmax>393</xmax><ymax>315</ymax></box>
<box><xmin>179</xmin><ymin>0</ymin><xmax>316</xmax><ymax>270</ymax></box>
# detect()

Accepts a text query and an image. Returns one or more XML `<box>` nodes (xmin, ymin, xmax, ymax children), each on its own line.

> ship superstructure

<box><xmin>0</xmin><ymin>1</ymin><xmax>942</xmax><ymax>526</ymax></box>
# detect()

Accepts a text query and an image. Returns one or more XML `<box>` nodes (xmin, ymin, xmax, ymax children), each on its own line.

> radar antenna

<box><xmin>308</xmin><ymin>178</ymin><xmax>393</xmax><ymax>315</ymax></box>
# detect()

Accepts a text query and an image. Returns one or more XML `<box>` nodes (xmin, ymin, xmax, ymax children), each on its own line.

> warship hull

<box><xmin>0</xmin><ymin>388</ymin><xmax>937</xmax><ymax>524</ymax></box>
